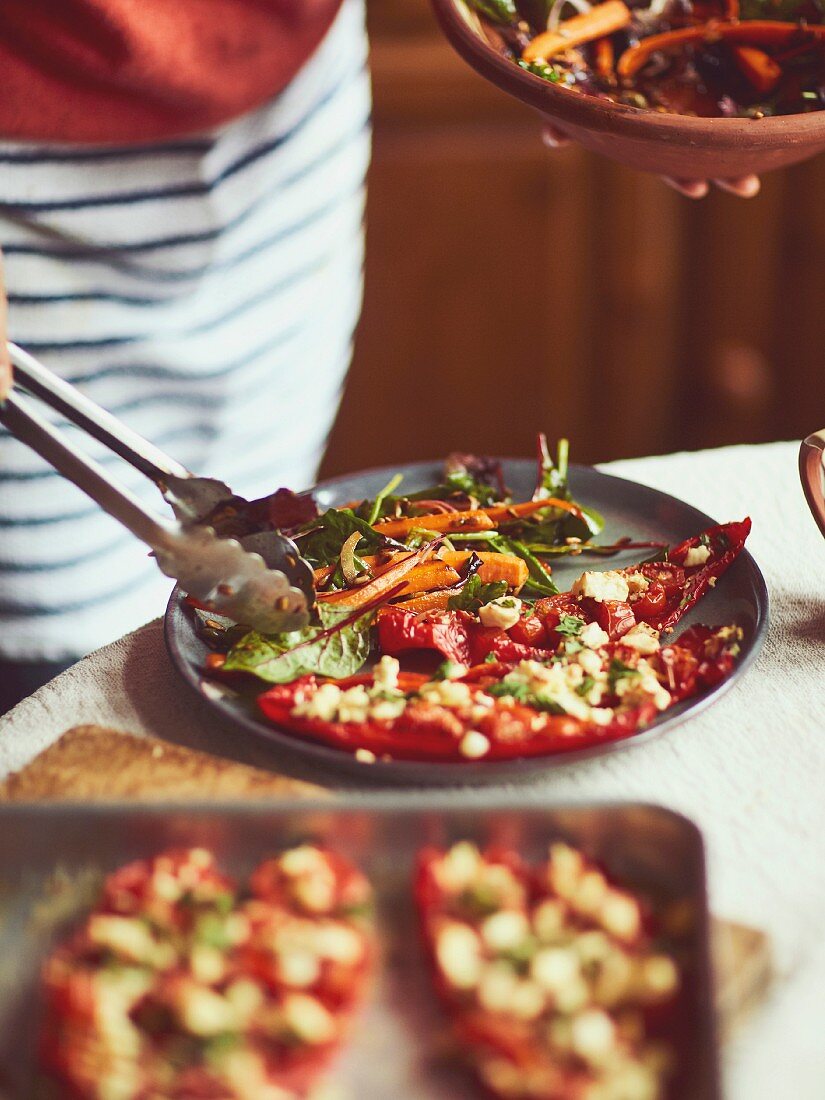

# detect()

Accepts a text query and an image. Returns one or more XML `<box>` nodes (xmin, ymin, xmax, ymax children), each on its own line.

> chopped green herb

<box><xmin>556</xmin><ymin>615</ymin><xmax>585</xmax><ymax>637</ymax></box>
<box><xmin>488</xmin><ymin>678</ymin><xmax>533</xmax><ymax>702</ymax></box>
<box><xmin>576</xmin><ymin>675</ymin><xmax>596</xmax><ymax>698</ymax></box>
<box><xmin>435</xmin><ymin>659</ymin><xmax>467</xmax><ymax>681</ymax></box>
<box><xmin>608</xmin><ymin>658</ymin><xmax>640</xmax><ymax>692</ymax></box>
<box><xmin>518</xmin><ymin>59</ymin><xmax>562</xmax><ymax>83</ymax></box>
<box><xmin>448</xmin><ymin>573</ymin><xmax>508</xmax><ymax>613</ymax></box>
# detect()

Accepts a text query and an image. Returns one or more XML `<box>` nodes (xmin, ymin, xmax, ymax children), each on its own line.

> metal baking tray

<box><xmin>0</xmin><ymin>798</ymin><xmax>720</xmax><ymax>1099</ymax></box>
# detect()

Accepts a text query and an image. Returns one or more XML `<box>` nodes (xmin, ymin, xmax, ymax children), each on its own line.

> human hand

<box><xmin>542</xmin><ymin>125</ymin><xmax>761</xmax><ymax>199</ymax></box>
<box><xmin>0</xmin><ymin>251</ymin><xmax>9</xmax><ymax>401</ymax></box>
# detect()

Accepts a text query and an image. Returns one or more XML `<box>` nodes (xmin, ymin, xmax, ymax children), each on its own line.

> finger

<box><xmin>541</xmin><ymin>124</ymin><xmax>572</xmax><ymax>149</ymax></box>
<box><xmin>661</xmin><ymin>177</ymin><xmax>710</xmax><ymax>200</ymax></box>
<box><xmin>712</xmin><ymin>174</ymin><xmax>761</xmax><ymax>198</ymax></box>
<box><xmin>0</xmin><ymin>250</ymin><xmax>9</xmax><ymax>402</ymax></box>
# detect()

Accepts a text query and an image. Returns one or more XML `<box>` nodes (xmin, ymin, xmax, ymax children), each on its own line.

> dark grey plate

<box><xmin>0</xmin><ymin>798</ymin><xmax>720</xmax><ymax>1099</ymax></box>
<box><xmin>165</xmin><ymin>460</ymin><xmax>768</xmax><ymax>786</ymax></box>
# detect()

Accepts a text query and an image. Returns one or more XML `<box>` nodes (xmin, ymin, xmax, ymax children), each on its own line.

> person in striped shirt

<box><xmin>0</xmin><ymin>0</ymin><xmax>371</xmax><ymax>712</ymax></box>
<box><xmin>0</xmin><ymin>1</ymin><xmax>760</xmax><ymax>714</ymax></box>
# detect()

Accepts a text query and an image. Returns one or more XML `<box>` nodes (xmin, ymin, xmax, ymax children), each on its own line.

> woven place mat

<box><xmin>0</xmin><ymin>725</ymin><xmax>321</xmax><ymax>801</ymax></box>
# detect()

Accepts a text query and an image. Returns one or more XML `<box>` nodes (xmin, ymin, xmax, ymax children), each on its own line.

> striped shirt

<box><xmin>0</xmin><ymin>0</ymin><xmax>370</xmax><ymax>661</ymax></box>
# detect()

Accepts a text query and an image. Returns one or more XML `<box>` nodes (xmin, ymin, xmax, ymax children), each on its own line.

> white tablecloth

<box><xmin>2</xmin><ymin>441</ymin><xmax>823</xmax><ymax>1098</ymax></box>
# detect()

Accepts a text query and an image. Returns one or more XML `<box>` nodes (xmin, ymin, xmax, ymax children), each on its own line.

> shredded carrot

<box><xmin>618</xmin><ymin>21</ymin><xmax>825</xmax><ymax>80</ymax></box>
<box><xmin>315</xmin><ymin>550</ymin><xmax>529</xmax><ymax>597</ymax></box>
<box><xmin>732</xmin><ymin>44</ymin><xmax>782</xmax><ymax>93</ymax></box>
<box><xmin>315</xmin><ymin>541</ymin><xmax>439</xmax><ymax>610</ymax></box>
<box><xmin>523</xmin><ymin>1</ymin><xmax>632</xmax><ymax>63</ymax></box>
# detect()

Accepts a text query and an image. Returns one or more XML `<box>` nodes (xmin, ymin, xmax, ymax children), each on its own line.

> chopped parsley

<box><xmin>556</xmin><ymin>615</ymin><xmax>585</xmax><ymax>637</ymax></box>
<box><xmin>576</xmin><ymin>675</ymin><xmax>596</xmax><ymax>699</ymax></box>
<box><xmin>518</xmin><ymin>59</ymin><xmax>562</xmax><ymax>83</ymax></box>
<box><xmin>434</xmin><ymin>659</ymin><xmax>467</xmax><ymax>681</ymax></box>
<box><xmin>447</xmin><ymin>573</ymin><xmax>508</xmax><ymax>613</ymax></box>
<box><xmin>608</xmin><ymin>658</ymin><xmax>640</xmax><ymax>692</ymax></box>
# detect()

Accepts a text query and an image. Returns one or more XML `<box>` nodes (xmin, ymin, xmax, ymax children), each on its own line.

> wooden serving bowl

<box><xmin>800</xmin><ymin>430</ymin><xmax>825</xmax><ymax>538</ymax></box>
<box><xmin>430</xmin><ymin>0</ymin><xmax>825</xmax><ymax>177</ymax></box>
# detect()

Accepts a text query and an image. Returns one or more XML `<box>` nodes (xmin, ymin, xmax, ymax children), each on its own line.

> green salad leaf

<box><xmin>296</xmin><ymin>509</ymin><xmax>395</xmax><ymax>569</ymax></box>
<box><xmin>467</xmin><ymin>0</ymin><xmax>518</xmax><ymax>23</ymax></box>
<box><xmin>223</xmin><ymin>604</ymin><xmax>374</xmax><ymax>684</ymax></box>
<box><xmin>447</xmin><ymin>573</ymin><xmax>508</xmax><ymax>613</ymax></box>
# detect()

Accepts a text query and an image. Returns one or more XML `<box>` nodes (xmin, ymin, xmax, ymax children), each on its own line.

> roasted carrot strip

<box><xmin>438</xmin><ymin>551</ymin><xmax>529</xmax><ymax>591</ymax></box>
<box><xmin>523</xmin><ymin>1</ymin><xmax>631</xmax><ymax>63</ymax></box>
<box><xmin>593</xmin><ymin>36</ymin><xmax>616</xmax><ymax>82</ymax></box>
<box><xmin>618</xmin><ymin>21</ymin><xmax>825</xmax><ymax>80</ymax></box>
<box><xmin>483</xmin><ymin>498</ymin><xmax>584</xmax><ymax>524</ymax></box>
<box><xmin>371</xmin><ymin>511</ymin><xmax>496</xmax><ymax>539</ymax></box>
<box><xmin>390</xmin><ymin>590</ymin><xmax>454</xmax><ymax>613</ymax></box>
<box><xmin>732</xmin><ymin>45</ymin><xmax>782</xmax><ymax>93</ymax></box>
<box><xmin>372</xmin><ymin>497</ymin><xmax>583</xmax><ymax>539</ymax></box>
<box><xmin>319</xmin><ymin>563</ymin><xmax>462</xmax><ymax>605</ymax></box>
<box><xmin>315</xmin><ymin>550</ymin><xmax>529</xmax><ymax>594</ymax></box>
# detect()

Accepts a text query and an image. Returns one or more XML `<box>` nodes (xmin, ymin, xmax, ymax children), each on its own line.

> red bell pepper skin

<box><xmin>377</xmin><ymin>607</ymin><xmax>473</xmax><ymax>665</ymax></box>
<box><xmin>643</xmin><ymin>518</ymin><xmax>752</xmax><ymax>633</ymax></box>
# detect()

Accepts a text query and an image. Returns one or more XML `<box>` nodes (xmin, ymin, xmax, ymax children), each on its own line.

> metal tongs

<box><xmin>0</xmin><ymin>343</ymin><xmax>314</xmax><ymax>633</ymax></box>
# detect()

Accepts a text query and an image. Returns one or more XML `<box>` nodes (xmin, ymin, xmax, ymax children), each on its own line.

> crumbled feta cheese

<box><xmin>315</xmin><ymin>923</ymin><xmax>364</xmax><ymax>965</ymax></box>
<box><xmin>478</xmin><ymin>962</ymin><xmax>519</xmax><ymax>1013</ymax></box>
<box><xmin>621</xmin><ymin>622</ymin><xmax>661</xmax><ymax>655</ymax></box>
<box><xmin>436</xmin><ymin>923</ymin><xmax>483</xmax><ymax>989</ymax></box>
<box><xmin>641</xmin><ymin>955</ymin><xmax>679</xmax><ymax>997</ymax></box>
<box><xmin>478</xmin><ymin>596</ymin><xmax>522</xmax><ymax>631</ymax></box>
<box><xmin>369</xmin><ymin>697</ymin><xmax>407</xmax><ymax>722</ymax></box>
<box><xmin>531</xmin><ymin>947</ymin><xmax>581</xmax><ymax>992</ymax></box>
<box><xmin>225</xmin><ymin>979</ymin><xmax>264</xmax><ymax>1019</ymax></box>
<box><xmin>481</xmin><ymin>910</ymin><xmax>530</xmax><ymax>952</ymax></box>
<box><xmin>373</xmin><ymin>655</ymin><xmax>400</xmax><ymax>690</ymax></box>
<box><xmin>178</xmin><ymin>985</ymin><xmax>239</xmax><ymax>1036</ymax></box>
<box><xmin>278</xmin><ymin>949</ymin><xmax>320</xmax><ymax>988</ymax></box>
<box><xmin>684</xmin><ymin>544</ymin><xmax>711</xmax><ymax>568</ymax></box>
<box><xmin>508</xmin><ymin>980</ymin><xmax>545</xmax><ymax>1020</ymax></box>
<box><xmin>554</xmin><ymin>976</ymin><xmax>590</xmax><ymax>1014</ymax></box>
<box><xmin>280</xmin><ymin>848</ymin><xmax>327</xmax><ymax>878</ymax></box>
<box><xmin>460</xmin><ymin>729</ymin><xmax>491</xmax><ymax>759</ymax></box>
<box><xmin>420</xmin><ymin>680</ymin><xmax>473</xmax><ymax>709</ymax></box>
<box><xmin>190</xmin><ymin>944</ymin><xmax>226</xmax><ymax>985</ymax></box>
<box><xmin>572</xmin><ymin>870</ymin><xmax>609</xmax><ymax>917</ymax></box>
<box><xmin>576</xmin><ymin>648</ymin><xmax>605</xmax><ymax>677</ymax></box>
<box><xmin>533</xmin><ymin>899</ymin><xmax>566</xmax><ymax>941</ymax></box>
<box><xmin>570</xmin><ymin>1009</ymin><xmax>616</xmax><ymax>1065</ymax></box>
<box><xmin>355</xmin><ymin>748</ymin><xmax>376</xmax><ymax>764</ymax></box>
<box><xmin>589</xmin><ymin>707</ymin><xmax>615</xmax><ymax>727</ymax></box>
<box><xmin>283</xmin><ymin>994</ymin><xmax>336</xmax><ymax>1044</ymax></box>
<box><xmin>512</xmin><ymin>660</ymin><xmax>594</xmax><ymax>721</ymax></box>
<box><xmin>571</xmin><ymin>570</ymin><xmax>629</xmax><ymax>604</ymax></box>
<box><xmin>579</xmin><ymin>621</ymin><xmax>609</xmax><ymax>650</ymax></box>
<box><xmin>625</xmin><ymin>572</ymin><xmax>650</xmax><ymax>596</ymax></box>
<box><xmin>434</xmin><ymin>842</ymin><xmax>481</xmax><ymax>892</ymax></box>
<box><xmin>293</xmin><ymin>683</ymin><xmax>342</xmax><ymax>723</ymax></box>
<box><xmin>600</xmin><ymin>891</ymin><xmax>641</xmax><ymax>942</ymax></box>
<box><xmin>614</xmin><ymin>659</ymin><xmax>671</xmax><ymax>711</ymax></box>
<box><xmin>336</xmin><ymin>685</ymin><xmax>371</xmax><ymax>724</ymax></box>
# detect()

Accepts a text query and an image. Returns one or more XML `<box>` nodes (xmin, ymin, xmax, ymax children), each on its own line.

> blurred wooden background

<box><xmin>322</xmin><ymin>0</ymin><xmax>825</xmax><ymax>475</ymax></box>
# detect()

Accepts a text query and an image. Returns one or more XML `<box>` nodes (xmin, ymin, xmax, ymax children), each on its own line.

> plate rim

<box><xmin>164</xmin><ymin>460</ymin><xmax>769</xmax><ymax>785</ymax></box>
